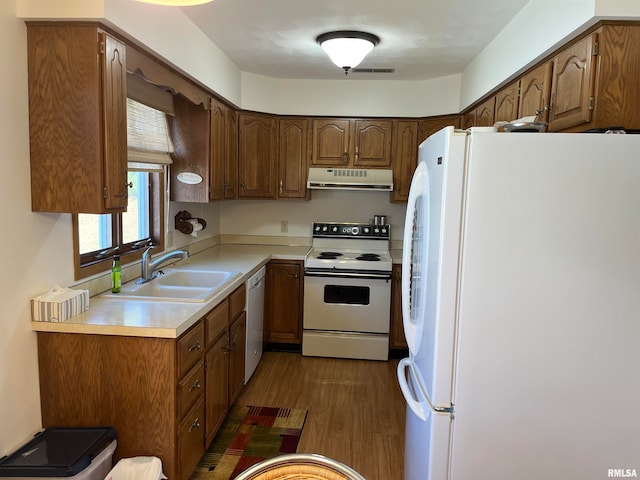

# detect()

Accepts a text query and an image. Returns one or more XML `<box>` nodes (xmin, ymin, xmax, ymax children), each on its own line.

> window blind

<box><xmin>127</xmin><ymin>98</ymin><xmax>174</xmax><ymax>165</ymax></box>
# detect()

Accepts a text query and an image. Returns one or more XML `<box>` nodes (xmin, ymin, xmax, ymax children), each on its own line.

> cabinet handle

<box><xmin>188</xmin><ymin>342</ymin><xmax>201</xmax><ymax>353</ymax></box>
<box><xmin>126</xmin><ymin>181</ymin><xmax>133</xmax><ymax>189</ymax></box>
<box><xmin>188</xmin><ymin>417</ymin><xmax>201</xmax><ymax>432</ymax></box>
<box><xmin>240</xmin><ymin>182</ymin><xmax>245</xmax><ymax>189</ymax></box>
<box><xmin>279</xmin><ymin>179</ymin><xmax>283</xmax><ymax>194</ymax></box>
<box><xmin>189</xmin><ymin>379</ymin><xmax>201</xmax><ymax>392</ymax></box>
<box><xmin>355</xmin><ymin>146</ymin><xmax>359</xmax><ymax>162</ymax></box>
<box><xmin>343</xmin><ymin>151</ymin><xmax>348</xmax><ymax>161</ymax></box>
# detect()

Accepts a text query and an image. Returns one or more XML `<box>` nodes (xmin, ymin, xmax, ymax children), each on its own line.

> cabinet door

<box><xmin>228</xmin><ymin>312</ymin><xmax>247</xmax><ymax>405</ymax></box>
<box><xmin>169</xmin><ymin>94</ymin><xmax>211</xmax><ymax>202</ymax></box>
<box><xmin>460</xmin><ymin>111</ymin><xmax>475</xmax><ymax>130</ymax></box>
<box><xmin>418</xmin><ymin>115</ymin><xmax>460</xmax><ymax>145</ymax></box>
<box><xmin>390</xmin><ymin>264</ymin><xmax>407</xmax><ymax>349</ymax></box>
<box><xmin>209</xmin><ymin>98</ymin><xmax>227</xmax><ymax>201</ymax></box>
<box><xmin>390</xmin><ymin>121</ymin><xmax>418</xmax><ymax>203</ymax></box>
<box><xmin>28</xmin><ymin>25</ymin><xmax>127</xmax><ymax>213</ymax></box>
<box><xmin>265</xmin><ymin>261</ymin><xmax>302</xmax><ymax>344</ymax></box>
<box><xmin>178</xmin><ymin>397</ymin><xmax>205</xmax><ymax>480</ymax></box>
<box><xmin>225</xmin><ymin>109</ymin><xmax>239</xmax><ymax>199</ymax></box>
<box><xmin>312</xmin><ymin>119</ymin><xmax>350</xmax><ymax>166</ymax></box>
<box><xmin>278</xmin><ymin>118</ymin><xmax>310</xmax><ymax>198</ymax></box>
<box><xmin>101</xmin><ymin>32</ymin><xmax>129</xmax><ymax>211</ymax></box>
<box><xmin>548</xmin><ymin>33</ymin><xmax>597</xmax><ymax>132</ymax></box>
<box><xmin>205</xmin><ymin>332</ymin><xmax>229</xmax><ymax>445</ymax></box>
<box><xmin>238</xmin><ymin>114</ymin><xmax>278</xmax><ymax>198</ymax></box>
<box><xmin>493</xmin><ymin>80</ymin><xmax>520</xmax><ymax>123</ymax></box>
<box><xmin>475</xmin><ymin>97</ymin><xmax>496</xmax><ymax>126</ymax></box>
<box><xmin>353</xmin><ymin>119</ymin><xmax>392</xmax><ymax>167</ymax></box>
<box><xmin>518</xmin><ymin>62</ymin><xmax>552</xmax><ymax>123</ymax></box>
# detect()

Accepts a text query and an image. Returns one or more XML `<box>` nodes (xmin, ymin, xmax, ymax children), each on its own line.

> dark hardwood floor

<box><xmin>235</xmin><ymin>351</ymin><xmax>406</xmax><ymax>480</ymax></box>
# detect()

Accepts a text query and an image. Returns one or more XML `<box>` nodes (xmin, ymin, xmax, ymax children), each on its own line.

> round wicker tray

<box><xmin>234</xmin><ymin>453</ymin><xmax>367</xmax><ymax>480</ymax></box>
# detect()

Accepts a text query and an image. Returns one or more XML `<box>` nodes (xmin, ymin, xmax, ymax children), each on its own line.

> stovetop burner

<box><xmin>356</xmin><ymin>253</ymin><xmax>381</xmax><ymax>261</ymax></box>
<box><xmin>317</xmin><ymin>252</ymin><xmax>344</xmax><ymax>259</ymax></box>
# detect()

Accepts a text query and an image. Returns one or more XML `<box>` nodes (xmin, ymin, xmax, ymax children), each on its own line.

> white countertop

<box><xmin>31</xmin><ymin>244</ymin><xmax>310</xmax><ymax>339</ymax></box>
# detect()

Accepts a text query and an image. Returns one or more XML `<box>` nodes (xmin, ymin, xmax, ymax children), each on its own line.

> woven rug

<box><xmin>190</xmin><ymin>405</ymin><xmax>308</xmax><ymax>480</ymax></box>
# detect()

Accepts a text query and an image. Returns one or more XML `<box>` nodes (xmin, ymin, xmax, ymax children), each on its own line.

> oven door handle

<box><xmin>304</xmin><ymin>270</ymin><xmax>392</xmax><ymax>280</ymax></box>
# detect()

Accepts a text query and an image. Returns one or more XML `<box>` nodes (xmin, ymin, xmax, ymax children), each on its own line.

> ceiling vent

<box><xmin>351</xmin><ymin>68</ymin><xmax>396</xmax><ymax>74</ymax></box>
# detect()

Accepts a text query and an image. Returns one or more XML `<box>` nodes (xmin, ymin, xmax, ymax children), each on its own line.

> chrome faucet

<box><xmin>137</xmin><ymin>246</ymin><xmax>189</xmax><ymax>284</ymax></box>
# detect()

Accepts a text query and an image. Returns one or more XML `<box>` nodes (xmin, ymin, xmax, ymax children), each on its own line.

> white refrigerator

<box><xmin>397</xmin><ymin>126</ymin><xmax>640</xmax><ymax>480</ymax></box>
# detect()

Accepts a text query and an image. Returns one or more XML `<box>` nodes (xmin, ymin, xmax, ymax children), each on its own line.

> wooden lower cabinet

<box><xmin>228</xmin><ymin>312</ymin><xmax>247</xmax><ymax>404</ymax></box>
<box><xmin>390</xmin><ymin>264</ymin><xmax>408</xmax><ymax>350</ymax></box>
<box><xmin>265</xmin><ymin>260</ymin><xmax>303</xmax><ymax>345</ymax></box>
<box><xmin>36</xmin><ymin>284</ymin><xmax>247</xmax><ymax>480</ymax></box>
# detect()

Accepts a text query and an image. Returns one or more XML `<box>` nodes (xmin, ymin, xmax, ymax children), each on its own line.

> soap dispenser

<box><xmin>111</xmin><ymin>254</ymin><xmax>122</xmax><ymax>293</ymax></box>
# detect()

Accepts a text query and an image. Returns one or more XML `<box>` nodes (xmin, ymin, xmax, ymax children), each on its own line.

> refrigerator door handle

<box><xmin>398</xmin><ymin>358</ymin><xmax>454</xmax><ymax>420</ymax></box>
<box><xmin>397</xmin><ymin>358</ymin><xmax>428</xmax><ymax>421</ymax></box>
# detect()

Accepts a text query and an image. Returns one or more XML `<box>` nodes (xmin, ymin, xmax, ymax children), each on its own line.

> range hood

<box><xmin>307</xmin><ymin>168</ymin><xmax>393</xmax><ymax>191</ymax></box>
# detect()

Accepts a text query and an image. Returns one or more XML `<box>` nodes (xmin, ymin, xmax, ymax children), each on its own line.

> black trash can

<box><xmin>0</xmin><ymin>427</ymin><xmax>116</xmax><ymax>479</ymax></box>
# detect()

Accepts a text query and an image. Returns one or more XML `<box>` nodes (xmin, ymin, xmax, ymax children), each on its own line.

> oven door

<box><xmin>303</xmin><ymin>271</ymin><xmax>391</xmax><ymax>333</ymax></box>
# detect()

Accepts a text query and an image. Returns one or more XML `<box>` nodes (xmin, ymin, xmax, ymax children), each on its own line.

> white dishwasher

<box><xmin>245</xmin><ymin>266</ymin><xmax>266</xmax><ymax>383</ymax></box>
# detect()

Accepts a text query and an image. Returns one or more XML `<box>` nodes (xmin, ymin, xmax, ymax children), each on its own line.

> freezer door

<box><xmin>398</xmin><ymin>358</ymin><xmax>453</xmax><ymax>480</ymax></box>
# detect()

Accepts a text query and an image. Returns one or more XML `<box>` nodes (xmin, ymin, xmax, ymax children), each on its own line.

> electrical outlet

<box><xmin>280</xmin><ymin>220</ymin><xmax>288</xmax><ymax>233</ymax></box>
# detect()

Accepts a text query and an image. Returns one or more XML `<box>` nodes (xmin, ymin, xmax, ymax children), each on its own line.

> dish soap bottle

<box><xmin>111</xmin><ymin>254</ymin><xmax>122</xmax><ymax>293</ymax></box>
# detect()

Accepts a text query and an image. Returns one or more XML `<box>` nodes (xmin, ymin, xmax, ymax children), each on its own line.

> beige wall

<box><xmin>0</xmin><ymin>1</ymin><xmax>77</xmax><ymax>455</ymax></box>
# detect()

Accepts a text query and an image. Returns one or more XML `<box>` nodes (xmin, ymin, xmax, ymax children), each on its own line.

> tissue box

<box><xmin>31</xmin><ymin>286</ymin><xmax>90</xmax><ymax>322</ymax></box>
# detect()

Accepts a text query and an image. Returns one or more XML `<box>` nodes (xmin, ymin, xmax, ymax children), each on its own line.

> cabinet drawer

<box><xmin>206</xmin><ymin>299</ymin><xmax>229</xmax><ymax>347</ymax></box>
<box><xmin>229</xmin><ymin>284</ymin><xmax>246</xmax><ymax>321</ymax></box>
<box><xmin>177</xmin><ymin>361</ymin><xmax>204</xmax><ymax>419</ymax></box>
<box><xmin>177</xmin><ymin>322</ymin><xmax>204</xmax><ymax>379</ymax></box>
<box><xmin>178</xmin><ymin>397</ymin><xmax>205</xmax><ymax>480</ymax></box>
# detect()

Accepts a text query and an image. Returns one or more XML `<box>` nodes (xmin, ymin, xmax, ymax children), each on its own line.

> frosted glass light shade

<box><xmin>135</xmin><ymin>0</ymin><xmax>214</xmax><ymax>5</ymax></box>
<box><xmin>317</xmin><ymin>31</ymin><xmax>380</xmax><ymax>73</ymax></box>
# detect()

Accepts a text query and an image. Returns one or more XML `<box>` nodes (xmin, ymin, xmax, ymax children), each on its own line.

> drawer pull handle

<box><xmin>188</xmin><ymin>342</ymin><xmax>201</xmax><ymax>353</ymax></box>
<box><xmin>188</xmin><ymin>417</ymin><xmax>201</xmax><ymax>432</ymax></box>
<box><xmin>189</xmin><ymin>379</ymin><xmax>201</xmax><ymax>392</ymax></box>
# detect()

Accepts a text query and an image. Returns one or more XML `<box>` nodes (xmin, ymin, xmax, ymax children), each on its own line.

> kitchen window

<box><xmin>73</xmin><ymin>88</ymin><xmax>175</xmax><ymax>279</ymax></box>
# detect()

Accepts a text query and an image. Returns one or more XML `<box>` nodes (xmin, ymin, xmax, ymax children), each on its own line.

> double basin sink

<box><xmin>104</xmin><ymin>268</ymin><xmax>241</xmax><ymax>303</ymax></box>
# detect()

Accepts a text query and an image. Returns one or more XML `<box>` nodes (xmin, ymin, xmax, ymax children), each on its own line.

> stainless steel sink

<box><xmin>103</xmin><ymin>269</ymin><xmax>241</xmax><ymax>302</ymax></box>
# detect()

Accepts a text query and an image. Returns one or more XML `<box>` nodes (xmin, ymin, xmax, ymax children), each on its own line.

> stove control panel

<box><xmin>312</xmin><ymin>222</ymin><xmax>390</xmax><ymax>239</ymax></box>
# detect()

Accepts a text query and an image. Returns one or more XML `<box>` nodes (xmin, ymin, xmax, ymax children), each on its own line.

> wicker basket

<box><xmin>233</xmin><ymin>453</ymin><xmax>366</xmax><ymax>480</ymax></box>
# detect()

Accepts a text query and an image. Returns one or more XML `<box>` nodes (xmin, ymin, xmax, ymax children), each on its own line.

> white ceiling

<box><xmin>181</xmin><ymin>0</ymin><xmax>530</xmax><ymax>81</ymax></box>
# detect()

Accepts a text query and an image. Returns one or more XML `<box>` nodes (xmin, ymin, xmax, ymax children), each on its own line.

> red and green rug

<box><xmin>190</xmin><ymin>405</ymin><xmax>308</xmax><ymax>480</ymax></box>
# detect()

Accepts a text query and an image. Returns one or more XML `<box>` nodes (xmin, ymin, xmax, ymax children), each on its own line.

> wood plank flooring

<box><xmin>236</xmin><ymin>351</ymin><xmax>406</xmax><ymax>480</ymax></box>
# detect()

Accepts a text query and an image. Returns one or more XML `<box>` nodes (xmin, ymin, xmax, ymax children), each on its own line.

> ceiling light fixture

<box><xmin>134</xmin><ymin>0</ymin><xmax>214</xmax><ymax>6</ymax></box>
<box><xmin>316</xmin><ymin>31</ymin><xmax>380</xmax><ymax>75</ymax></box>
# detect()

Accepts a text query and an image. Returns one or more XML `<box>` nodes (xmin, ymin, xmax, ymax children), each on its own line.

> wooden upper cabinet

<box><xmin>209</xmin><ymin>98</ymin><xmax>228</xmax><ymax>201</ymax></box>
<box><xmin>353</xmin><ymin>120</ymin><xmax>392</xmax><ymax>167</ymax></box>
<box><xmin>278</xmin><ymin>118</ymin><xmax>310</xmax><ymax>199</ymax></box>
<box><xmin>460</xmin><ymin>111</ymin><xmax>475</xmax><ymax>130</ymax></box>
<box><xmin>311</xmin><ymin>118</ymin><xmax>392</xmax><ymax>167</ymax></box>
<box><xmin>475</xmin><ymin>97</ymin><xmax>496</xmax><ymax>126</ymax></box>
<box><xmin>391</xmin><ymin>121</ymin><xmax>418</xmax><ymax>203</ymax></box>
<box><xmin>586</xmin><ymin>24</ymin><xmax>640</xmax><ymax>131</ymax></box>
<box><xmin>238</xmin><ymin>113</ymin><xmax>278</xmax><ymax>198</ymax></box>
<box><xmin>418</xmin><ymin>115</ymin><xmax>460</xmax><ymax>144</ymax></box>
<box><xmin>518</xmin><ymin>61</ymin><xmax>552</xmax><ymax>123</ymax></box>
<box><xmin>225</xmin><ymin>109</ymin><xmax>239</xmax><ymax>199</ymax></box>
<box><xmin>312</xmin><ymin>119</ymin><xmax>350</xmax><ymax>166</ymax></box>
<box><xmin>494</xmin><ymin>80</ymin><xmax>520</xmax><ymax>123</ymax></box>
<box><xmin>169</xmin><ymin>94</ymin><xmax>210</xmax><ymax>203</ymax></box>
<box><xmin>548</xmin><ymin>33</ymin><xmax>597</xmax><ymax>131</ymax></box>
<box><xmin>27</xmin><ymin>24</ymin><xmax>128</xmax><ymax>213</ymax></box>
